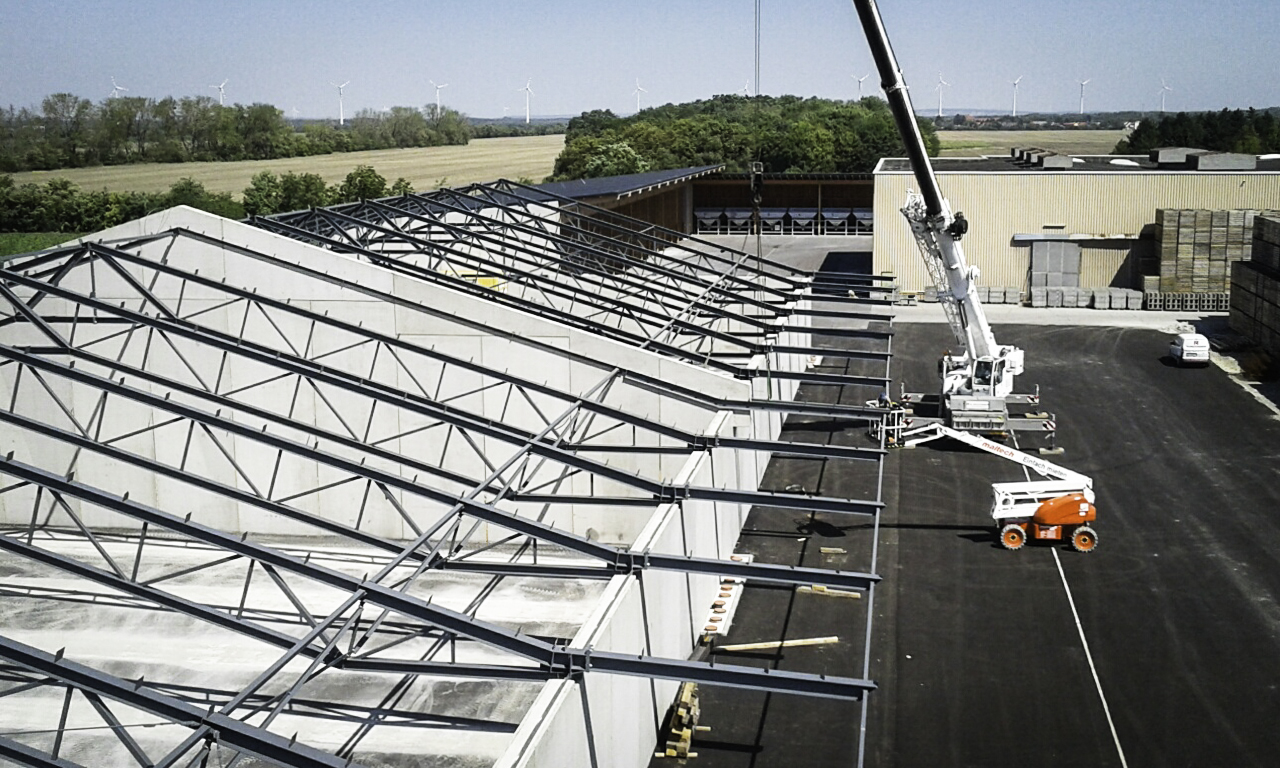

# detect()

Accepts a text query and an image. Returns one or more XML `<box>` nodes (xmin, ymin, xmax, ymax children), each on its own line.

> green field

<box><xmin>937</xmin><ymin>129</ymin><xmax>1128</xmax><ymax>157</ymax></box>
<box><xmin>7</xmin><ymin>134</ymin><xmax>567</xmax><ymax>196</ymax></box>
<box><xmin>0</xmin><ymin>232</ymin><xmax>79</xmax><ymax>259</ymax></box>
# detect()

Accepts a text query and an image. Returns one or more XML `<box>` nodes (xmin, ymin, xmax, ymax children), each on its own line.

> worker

<box><xmin>877</xmin><ymin>391</ymin><xmax>893</xmax><ymax>408</ymax></box>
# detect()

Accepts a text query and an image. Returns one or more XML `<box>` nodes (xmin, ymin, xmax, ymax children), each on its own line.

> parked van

<box><xmin>1169</xmin><ymin>333</ymin><xmax>1211</xmax><ymax>366</ymax></box>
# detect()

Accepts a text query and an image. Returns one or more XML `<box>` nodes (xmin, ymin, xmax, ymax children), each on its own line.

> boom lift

<box><xmin>890</xmin><ymin>417</ymin><xmax>1098</xmax><ymax>552</ymax></box>
<box><xmin>850</xmin><ymin>0</ymin><xmax>1052</xmax><ymax>441</ymax></box>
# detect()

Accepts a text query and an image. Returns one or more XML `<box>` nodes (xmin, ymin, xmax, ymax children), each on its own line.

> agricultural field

<box><xmin>6</xmin><ymin>134</ymin><xmax>567</xmax><ymax>196</ymax></box>
<box><xmin>936</xmin><ymin>129</ymin><xmax>1128</xmax><ymax>157</ymax></box>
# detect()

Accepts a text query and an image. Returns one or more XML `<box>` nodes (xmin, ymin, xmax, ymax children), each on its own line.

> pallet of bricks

<box><xmin>1150</xmin><ymin>208</ymin><xmax>1280</xmax><ymax>311</ymax></box>
<box><xmin>1230</xmin><ymin>215</ymin><xmax>1280</xmax><ymax>358</ymax></box>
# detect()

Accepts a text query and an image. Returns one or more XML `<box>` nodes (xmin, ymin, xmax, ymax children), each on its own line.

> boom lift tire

<box><xmin>1071</xmin><ymin>526</ymin><xmax>1099</xmax><ymax>553</ymax></box>
<box><xmin>1000</xmin><ymin>523</ymin><xmax>1026</xmax><ymax>551</ymax></box>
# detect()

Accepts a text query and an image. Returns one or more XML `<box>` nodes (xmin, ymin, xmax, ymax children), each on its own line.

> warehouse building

<box><xmin>872</xmin><ymin>149</ymin><xmax>1280</xmax><ymax>294</ymax></box>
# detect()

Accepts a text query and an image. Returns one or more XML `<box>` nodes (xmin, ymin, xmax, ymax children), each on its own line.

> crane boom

<box><xmin>850</xmin><ymin>0</ymin><xmax>1024</xmax><ymax>403</ymax></box>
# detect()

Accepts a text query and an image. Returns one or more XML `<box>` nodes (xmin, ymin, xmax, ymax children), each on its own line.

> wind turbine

<box><xmin>854</xmin><ymin>73</ymin><xmax>870</xmax><ymax>98</ymax></box>
<box><xmin>331</xmin><ymin>80</ymin><xmax>350</xmax><ymax>126</ymax></box>
<box><xmin>210</xmin><ymin>79</ymin><xmax>227</xmax><ymax>106</ymax></box>
<box><xmin>291</xmin><ymin>106</ymin><xmax>300</xmax><ymax>119</ymax></box>
<box><xmin>518</xmin><ymin>79</ymin><xmax>534</xmax><ymax>124</ymax></box>
<box><xmin>632</xmin><ymin>79</ymin><xmax>648</xmax><ymax>113</ymax></box>
<box><xmin>1159</xmin><ymin>78</ymin><xmax>1173</xmax><ymax>113</ymax></box>
<box><xmin>430</xmin><ymin>79</ymin><xmax>448</xmax><ymax>114</ymax></box>
<box><xmin>1078</xmin><ymin>78</ymin><xmax>1091</xmax><ymax>115</ymax></box>
<box><xmin>935</xmin><ymin>73</ymin><xmax>950</xmax><ymax>118</ymax></box>
<box><xmin>739</xmin><ymin>81</ymin><xmax>751</xmax><ymax>97</ymax></box>
<box><xmin>1011</xmin><ymin>76</ymin><xmax>1023</xmax><ymax>117</ymax></box>
<box><xmin>109</xmin><ymin>77</ymin><xmax>128</xmax><ymax>99</ymax></box>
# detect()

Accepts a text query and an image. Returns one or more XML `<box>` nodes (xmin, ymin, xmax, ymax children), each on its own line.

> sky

<box><xmin>2</xmin><ymin>0</ymin><xmax>1277</xmax><ymax>120</ymax></box>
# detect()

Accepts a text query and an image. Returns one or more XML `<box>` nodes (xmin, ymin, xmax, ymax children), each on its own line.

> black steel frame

<box><xmin>0</xmin><ymin>194</ymin><xmax>891</xmax><ymax>768</ymax></box>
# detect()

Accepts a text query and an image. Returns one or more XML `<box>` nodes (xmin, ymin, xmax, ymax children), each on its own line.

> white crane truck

<box><xmin>850</xmin><ymin>0</ymin><xmax>1098</xmax><ymax>550</ymax></box>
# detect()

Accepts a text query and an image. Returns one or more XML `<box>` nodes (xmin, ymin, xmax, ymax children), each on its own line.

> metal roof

<box><xmin>876</xmin><ymin>154</ymin><xmax>1280</xmax><ymax>173</ymax></box>
<box><xmin>531</xmin><ymin>165</ymin><xmax>724</xmax><ymax>201</ymax></box>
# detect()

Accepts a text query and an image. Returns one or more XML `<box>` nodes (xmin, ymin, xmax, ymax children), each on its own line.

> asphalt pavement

<box><xmin>663</xmin><ymin>320</ymin><xmax>1280</xmax><ymax>768</ymax></box>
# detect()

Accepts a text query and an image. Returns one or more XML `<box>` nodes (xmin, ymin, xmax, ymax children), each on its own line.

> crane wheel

<box><xmin>1071</xmin><ymin>526</ymin><xmax>1098</xmax><ymax>553</ymax></box>
<box><xmin>999</xmin><ymin>523</ymin><xmax>1026</xmax><ymax>551</ymax></box>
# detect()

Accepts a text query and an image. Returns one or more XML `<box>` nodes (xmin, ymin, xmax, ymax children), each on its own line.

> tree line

<box><xmin>0</xmin><ymin>165</ymin><xmax>415</xmax><ymax>233</ymax></box>
<box><xmin>1115</xmin><ymin>108</ymin><xmax>1280</xmax><ymax>155</ymax></box>
<box><xmin>0</xmin><ymin>94</ymin><xmax>473</xmax><ymax>172</ymax></box>
<box><xmin>551</xmin><ymin>94</ymin><xmax>941</xmax><ymax>180</ymax></box>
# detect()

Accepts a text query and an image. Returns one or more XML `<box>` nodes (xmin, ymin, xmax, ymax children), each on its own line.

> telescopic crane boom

<box><xmin>851</xmin><ymin>0</ymin><xmax>1034</xmax><ymax>430</ymax></box>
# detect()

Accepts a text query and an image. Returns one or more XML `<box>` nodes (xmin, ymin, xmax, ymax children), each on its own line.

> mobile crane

<box><xmin>851</xmin><ymin>0</ymin><xmax>1098</xmax><ymax>550</ymax></box>
<box><xmin>850</xmin><ymin>0</ymin><xmax>1051</xmax><ymax>440</ymax></box>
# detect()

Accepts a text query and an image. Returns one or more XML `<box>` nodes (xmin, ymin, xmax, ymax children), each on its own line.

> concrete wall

<box><xmin>0</xmin><ymin>208</ymin><xmax>758</xmax><ymax>546</ymax></box>
<box><xmin>497</xmin><ymin>415</ymin><xmax>750</xmax><ymax>768</ymax></box>
<box><xmin>874</xmin><ymin>170</ymin><xmax>1280</xmax><ymax>291</ymax></box>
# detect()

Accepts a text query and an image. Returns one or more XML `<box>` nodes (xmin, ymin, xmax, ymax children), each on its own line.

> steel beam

<box><xmin>97</xmin><ymin>230</ymin><xmax>884</xmax><ymax>423</ymax></box>
<box><xmin>0</xmin><ymin>635</ymin><xmax>360</xmax><ymax>768</ymax></box>
<box><xmin>61</xmin><ymin>244</ymin><xmax>879</xmax><ymax>461</ymax></box>
<box><xmin>0</xmin><ymin>275</ymin><xmax>887</xmax><ymax>515</ymax></box>
<box><xmin>0</xmin><ymin>736</ymin><xmax>87</xmax><ymax>768</ymax></box>
<box><xmin>0</xmin><ymin>458</ymin><xmax>876</xmax><ymax>699</ymax></box>
<box><xmin>0</xmin><ymin>352</ymin><xmax>881</xmax><ymax>590</ymax></box>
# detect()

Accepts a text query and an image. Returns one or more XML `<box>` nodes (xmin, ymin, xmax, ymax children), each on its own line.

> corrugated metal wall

<box><xmin>874</xmin><ymin>172</ymin><xmax>1280</xmax><ymax>291</ymax></box>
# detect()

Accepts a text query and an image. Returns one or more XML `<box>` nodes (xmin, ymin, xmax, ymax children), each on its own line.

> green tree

<box><xmin>242</xmin><ymin>171</ymin><xmax>283</xmax><ymax>216</ymax></box>
<box><xmin>278</xmin><ymin>172</ymin><xmax>331</xmax><ymax>211</ymax></box>
<box><xmin>336</xmin><ymin>165</ymin><xmax>388</xmax><ymax>202</ymax></box>
<box><xmin>390</xmin><ymin>177</ymin><xmax>415</xmax><ymax>195</ymax></box>
<box><xmin>162</xmin><ymin>177</ymin><xmax>244</xmax><ymax>219</ymax></box>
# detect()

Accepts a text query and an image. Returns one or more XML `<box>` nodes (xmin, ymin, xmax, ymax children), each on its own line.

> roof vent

<box><xmin>1189</xmin><ymin>152</ymin><xmax>1257</xmax><ymax>171</ymax></box>
<box><xmin>1150</xmin><ymin>147</ymin><xmax>1208</xmax><ymax>168</ymax></box>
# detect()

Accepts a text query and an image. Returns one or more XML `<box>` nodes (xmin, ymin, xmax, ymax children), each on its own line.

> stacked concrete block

<box><xmin>1231</xmin><ymin>216</ymin><xmax>1280</xmax><ymax>359</ymax></box>
<box><xmin>1155</xmin><ymin>208</ymin><xmax>1280</xmax><ymax>293</ymax></box>
<box><xmin>1047</xmin><ymin>287</ymin><xmax>1063</xmax><ymax>307</ymax></box>
<box><xmin>1062</xmin><ymin>287</ymin><xmax>1079</xmax><ymax>308</ymax></box>
<box><xmin>1030</xmin><ymin>287</ymin><xmax>1047</xmax><ymax>307</ymax></box>
<box><xmin>1255</xmin><ymin>216</ymin><xmax>1280</xmax><ymax>273</ymax></box>
<box><xmin>977</xmin><ymin>286</ymin><xmax>989</xmax><ymax>302</ymax></box>
<box><xmin>1094</xmin><ymin>289</ymin><xmax>1111</xmax><ymax>309</ymax></box>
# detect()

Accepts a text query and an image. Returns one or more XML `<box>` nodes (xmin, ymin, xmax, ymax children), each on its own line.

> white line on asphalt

<box><xmin>1052</xmin><ymin>547</ymin><xmax>1129</xmax><ymax>768</ymax></box>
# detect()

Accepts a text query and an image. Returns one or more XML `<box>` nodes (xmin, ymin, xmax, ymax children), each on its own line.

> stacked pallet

<box><xmin>1229</xmin><ymin>215</ymin><xmax>1280</xmax><ymax>358</ymax></box>
<box><xmin>1155</xmin><ymin>208</ymin><xmax>1280</xmax><ymax>293</ymax></box>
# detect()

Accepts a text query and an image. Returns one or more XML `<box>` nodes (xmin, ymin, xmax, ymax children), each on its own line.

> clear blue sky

<box><xmin>2</xmin><ymin>0</ymin><xmax>1276</xmax><ymax>119</ymax></box>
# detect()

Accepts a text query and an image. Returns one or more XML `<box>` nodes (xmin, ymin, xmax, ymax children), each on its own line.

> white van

<box><xmin>1169</xmin><ymin>332</ymin><xmax>1211</xmax><ymax>366</ymax></box>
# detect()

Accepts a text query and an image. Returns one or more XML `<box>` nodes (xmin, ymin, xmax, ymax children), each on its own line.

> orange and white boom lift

<box><xmin>851</xmin><ymin>0</ymin><xmax>1097</xmax><ymax>550</ymax></box>
<box><xmin>902</xmin><ymin>421</ymin><xmax>1098</xmax><ymax>552</ymax></box>
<box><xmin>851</xmin><ymin>0</ymin><xmax>1054</xmax><ymax>442</ymax></box>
